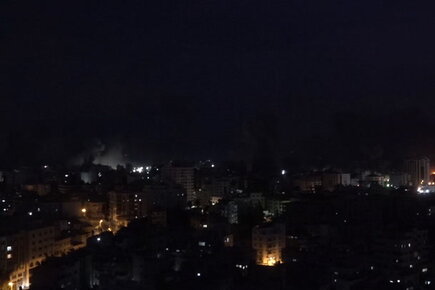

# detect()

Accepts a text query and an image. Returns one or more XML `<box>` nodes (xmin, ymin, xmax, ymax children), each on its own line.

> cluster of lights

<box><xmin>132</xmin><ymin>166</ymin><xmax>144</xmax><ymax>173</ymax></box>
<box><xmin>236</xmin><ymin>264</ymin><xmax>248</xmax><ymax>269</ymax></box>
<box><xmin>132</xmin><ymin>166</ymin><xmax>152</xmax><ymax>174</ymax></box>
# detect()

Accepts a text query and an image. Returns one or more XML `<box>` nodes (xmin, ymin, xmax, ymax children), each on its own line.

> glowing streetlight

<box><xmin>81</xmin><ymin>208</ymin><xmax>87</xmax><ymax>213</ymax></box>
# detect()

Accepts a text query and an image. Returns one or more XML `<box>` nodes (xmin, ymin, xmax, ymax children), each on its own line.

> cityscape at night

<box><xmin>3</xmin><ymin>0</ymin><xmax>435</xmax><ymax>289</ymax></box>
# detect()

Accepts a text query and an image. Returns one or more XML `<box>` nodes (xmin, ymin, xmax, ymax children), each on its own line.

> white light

<box><xmin>6</xmin><ymin>246</ymin><xmax>12</xmax><ymax>251</ymax></box>
<box><xmin>397</xmin><ymin>280</ymin><xmax>400</xmax><ymax>283</ymax></box>
<box><xmin>28</xmin><ymin>212</ymin><xmax>32</xmax><ymax>216</ymax></box>
<box><xmin>211</xmin><ymin>164</ymin><xmax>215</xmax><ymax>168</ymax></box>
<box><xmin>422</xmin><ymin>268</ymin><xmax>428</xmax><ymax>273</ymax></box>
<box><xmin>43</xmin><ymin>165</ymin><xmax>48</xmax><ymax>169</ymax></box>
<box><xmin>65</xmin><ymin>174</ymin><xmax>69</xmax><ymax>178</ymax></box>
<box><xmin>97</xmin><ymin>237</ymin><xmax>101</xmax><ymax>242</ymax></box>
<box><xmin>203</xmin><ymin>224</ymin><xmax>208</xmax><ymax>228</ymax></box>
<box><xmin>281</xmin><ymin>170</ymin><xmax>286</xmax><ymax>175</ymax></box>
<box><xmin>197</xmin><ymin>273</ymin><xmax>201</xmax><ymax>277</ymax></box>
<box><xmin>133</xmin><ymin>167</ymin><xmax>144</xmax><ymax>173</ymax></box>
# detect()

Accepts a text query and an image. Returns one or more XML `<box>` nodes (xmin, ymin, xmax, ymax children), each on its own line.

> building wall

<box><xmin>252</xmin><ymin>224</ymin><xmax>285</xmax><ymax>266</ymax></box>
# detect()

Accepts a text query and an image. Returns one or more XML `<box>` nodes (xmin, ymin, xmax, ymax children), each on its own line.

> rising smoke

<box><xmin>70</xmin><ymin>139</ymin><xmax>128</xmax><ymax>169</ymax></box>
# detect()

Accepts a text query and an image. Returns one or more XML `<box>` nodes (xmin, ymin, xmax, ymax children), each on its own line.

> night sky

<box><xmin>2</xmin><ymin>0</ymin><xmax>435</xmax><ymax>167</ymax></box>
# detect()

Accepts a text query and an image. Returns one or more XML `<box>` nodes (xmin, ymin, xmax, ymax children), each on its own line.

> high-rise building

<box><xmin>405</xmin><ymin>157</ymin><xmax>430</xmax><ymax>186</ymax></box>
<box><xmin>108</xmin><ymin>191</ymin><xmax>148</xmax><ymax>231</ymax></box>
<box><xmin>252</xmin><ymin>223</ymin><xmax>285</xmax><ymax>266</ymax></box>
<box><xmin>162</xmin><ymin>164</ymin><xmax>195</xmax><ymax>202</ymax></box>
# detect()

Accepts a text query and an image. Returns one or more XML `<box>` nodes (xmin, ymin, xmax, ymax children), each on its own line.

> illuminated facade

<box><xmin>252</xmin><ymin>223</ymin><xmax>285</xmax><ymax>266</ymax></box>
<box><xmin>0</xmin><ymin>223</ymin><xmax>88</xmax><ymax>290</ymax></box>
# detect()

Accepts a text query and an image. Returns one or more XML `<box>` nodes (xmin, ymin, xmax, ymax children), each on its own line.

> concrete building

<box><xmin>405</xmin><ymin>157</ymin><xmax>430</xmax><ymax>186</ymax></box>
<box><xmin>252</xmin><ymin>223</ymin><xmax>285</xmax><ymax>266</ymax></box>
<box><xmin>0</xmin><ymin>220</ymin><xmax>87</xmax><ymax>290</ymax></box>
<box><xmin>321</xmin><ymin>173</ymin><xmax>351</xmax><ymax>191</ymax></box>
<box><xmin>108</xmin><ymin>191</ymin><xmax>148</xmax><ymax>231</ymax></box>
<box><xmin>162</xmin><ymin>164</ymin><xmax>195</xmax><ymax>202</ymax></box>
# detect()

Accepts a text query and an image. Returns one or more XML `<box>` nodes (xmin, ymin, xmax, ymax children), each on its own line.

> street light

<box><xmin>8</xmin><ymin>281</ymin><xmax>13</xmax><ymax>289</ymax></box>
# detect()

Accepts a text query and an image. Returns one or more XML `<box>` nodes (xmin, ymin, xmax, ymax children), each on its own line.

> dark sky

<box><xmin>2</xmin><ymin>0</ymin><xmax>435</xmax><ymax>167</ymax></box>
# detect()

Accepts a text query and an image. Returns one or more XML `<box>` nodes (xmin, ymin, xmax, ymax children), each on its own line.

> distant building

<box><xmin>162</xmin><ymin>164</ymin><xmax>195</xmax><ymax>202</ymax></box>
<box><xmin>389</xmin><ymin>172</ymin><xmax>410</xmax><ymax>187</ymax></box>
<box><xmin>108</xmin><ymin>191</ymin><xmax>148</xmax><ymax>231</ymax></box>
<box><xmin>252</xmin><ymin>223</ymin><xmax>285</xmax><ymax>266</ymax></box>
<box><xmin>266</xmin><ymin>198</ymin><xmax>294</xmax><ymax>216</ymax></box>
<box><xmin>321</xmin><ymin>173</ymin><xmax>351</xmax><ymax>191</ymax></box>
<box><xmin>294</xmin><ymin>172</ymin><xmax>351</xmax><ymax>192</ymax></box>
<box><xmin>405</xmin><ymin>157</ymin><xmax>430</xmax><ymax>186</ymax></box>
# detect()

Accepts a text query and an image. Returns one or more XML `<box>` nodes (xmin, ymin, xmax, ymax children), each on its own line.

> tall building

<box><xmin>252</xmin><ymin>223</ymin><xmax>285</xmax><ymax>266</ymax></box>
<box><xmin>162</xmin><ymin>164</ymin><xmax>195</xmax><ymax>202</ymax></box>
<box><xmin>405</xmin><ymin>157</ymin><xmax>430</xmax><ymax>186</ymax></box>
<box><xmin>108</xmin><ymin>191</ymin><xmax>148</xmax><ymax>231</ymax></box>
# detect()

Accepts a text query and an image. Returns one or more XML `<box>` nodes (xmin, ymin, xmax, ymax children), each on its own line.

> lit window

<box><xmin>7</xmin><ymin>254</ymin><xmax>12</xmax><ymax>259</ymax></box>
<box><xmin>422</xmin><ymin>268</ymin><xmax>428</xmax><ymax>273</ymax></box>
<box><xmin>6</xmin><ymin>246</ymin><xmax>12</xmax><ymax>251</ymax></box>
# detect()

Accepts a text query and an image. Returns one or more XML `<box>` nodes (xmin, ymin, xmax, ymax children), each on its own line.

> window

<box><xmin>7</xmin><ymin>253</ymin><xmax>12</xmax><ymax>259</ymax></box>
<box><xmin>6</xmin><ymin>246</ymin><xmax>12</xmax><ymax>251</ymax></box>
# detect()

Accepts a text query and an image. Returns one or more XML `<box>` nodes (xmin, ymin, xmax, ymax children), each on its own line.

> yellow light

<box><xmin>267</xmin><ymin>257</ymin><xmax>276</xmax><ymax>266</ymax></box>
<box><xmin>81</xmin><ymin>208</ymin><xmax>87</xmax><ymax>213</ymax></box>
<box><xmin>8</xmin><ymin>282</ymin><xmax>13</xmax><ymax>287</ymax></box>
<box><xmin>262</xmin><ymin>256</ymin><xmax>278</xmax><ymax>266</ymax></box>
<box><xmin>108</xmin><ymin>227</ymin><xmax>112</xmax><ymax>232</ymax></box>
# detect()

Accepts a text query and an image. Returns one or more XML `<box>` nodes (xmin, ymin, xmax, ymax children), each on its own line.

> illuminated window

<box><xmin>6</xmin><ymin>246</ymin><xmax>12</xmax><ymax>251</ymax></box>
<box><xmin>7</xmin><ymin>253</ymin><xmax>12</xmax><ymax>259</ymax></box>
